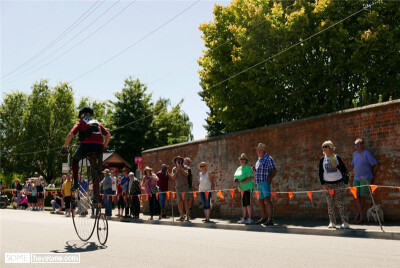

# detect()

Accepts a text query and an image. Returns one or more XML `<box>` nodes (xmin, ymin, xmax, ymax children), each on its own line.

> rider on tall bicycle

<box><xmin>60</xmin><ymin>107</ymin><xmax>111</xmax><ymax>205</ymax></box>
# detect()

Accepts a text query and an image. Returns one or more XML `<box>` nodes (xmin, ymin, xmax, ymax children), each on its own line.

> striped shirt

<box><xmin>70</xmin><ymin>119</ymin><xmax>109</xmax><ymax>145</ymax></box>
<box><xmin>254</xmin><ymin>154</ymin><xmax>276</xmax><ymax>184</ymax></box>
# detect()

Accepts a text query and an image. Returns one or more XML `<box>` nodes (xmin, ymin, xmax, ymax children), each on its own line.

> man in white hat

<box><xmin>254</xmin><ymin>143</ymin><xmax>277</xmax><ymax>225</ymax></box>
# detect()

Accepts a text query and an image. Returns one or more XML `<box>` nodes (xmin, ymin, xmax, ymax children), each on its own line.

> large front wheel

<box><xmin>72</xmin><ymin>194</ymin><xmax>96</xmax><ymax>242</ymax></box>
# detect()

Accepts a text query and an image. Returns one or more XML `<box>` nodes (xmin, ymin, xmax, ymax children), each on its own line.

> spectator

<box><xmin>59</xmin><ymin>175</ymin><xmax>66</xmax><ymax>210</ymax></box>
<box><xmin>318</xmin><ymin>140</ymin><xmax>349</xmax><ymax>229</ymax></box>
<box><xmin>171</xmin><ymin>156</ymin><xmax>192</xmax><ymax>221</ymax></box>
<box><xmin>31</xmin><ymin>180</ymin><xmax>38</xmax><ymax>211</ymax></box>
<box><xmin>111</xmin><ymin>171</ymin><xmax>117</xmax><ymax>206</ymax></box>
<box><xmin>142</xmin><ymin>167</ymin><xmax>161</xmax><ymax>220</ymax></box>
<box><xmin>121</xmin><ymin>167</ymin><xmax>131</xmax><ymax>218</ymax></box>
<box><xmin>50</xmin><ymin>192</ymin><xmax>62</xmax><ymax>214</ymax></box>
<box><xmin>17</xmin><ymin>193</ymin><xmax>28</xmax><ymax>210</ymax></box>
<box><xmin>254</xmin><ymin>143</ymin><xmax>277</xmax><ymax>225</ymax></box>
<box><xmin>156</xmin><ymin>164</ymin><xmax>170</xmax><ymax>218</ymax></box>
<box><xmin>25</xmin><ymin>179</ymin><xmax>33</xmax><ymax>210</ymax></box>
<box><xmin>59</xmin><ymin>175</ymin><xmax>67</xmax><ymax>188</ymax></box>
<box><xmin>36</xmin><ymin>177</ymin><xmax>45</xmax><ymax>211</ymax></box>
<box><xmin>184</xmin><ymin>157</ymin><xmax>194</xmax><ymax>218</ymax></box>
<box><xmin>198</xmin><ymin>162</ymin><xmax>213</xmax><ymax>223</ymax></box>
<box><xmin>101</xmin><ymin>169</ymin><xmax>113</xmax><ymax>217</ymax></box>
<box><xmin>234</xmin><ymin>153</ymin><xmax>254</xmax><ymax>224</ymax></box>
<box><xmin>351</xmin><ymin>138</ymin><xmax>379</xmax><ymax>224</ymax></box>
<box><xmin>116</xmin><ymin>176</ymin><xmax>123</xmax><ymax>217</ymax></box>
<box><xmin>11</xmin><ymin>194</ymin><xmax>18</xmax><ymax>209</ymax></box>
<box><xmin>62</xmin><ymin>174</ymin><xmax>74</xmax><ymax>217</ymax></box>
<box><xmin>47</xmin><ymin>180</ymin><xmax>55</xmax><ymax>188</ymax></box>
<box><xmin>76</xmin><ymin>175</ymin><xmax>89</xmax><ymax>215</ymax></box>
<box><xmin>129</xmin><ymin>172</ymin><xmax>141</xmax><ymax>219</ymax></box>
<box><xmin>14</xmin><ymin>179</ymin><xmax>23</xmax><ymax>202</ymax></box>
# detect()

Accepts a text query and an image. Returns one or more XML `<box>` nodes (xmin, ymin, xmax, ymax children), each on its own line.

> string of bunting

<box><xmin>2</xmin><ymin>185</ymin><xmax>399</xmax><ymax>203</ymax></box>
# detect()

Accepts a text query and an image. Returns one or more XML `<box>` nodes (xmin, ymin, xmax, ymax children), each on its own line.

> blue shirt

<box><xmin>121</xmin><ymin>176</ymin><xmax>130</xmax><ymax>190</ymax></box>
<box><xmin>79</xmin><ymin>179</ymin><xmax>88</xmax><ymax>194</ymax></box>
<box><xmin>254</xmin><ymin>154</ymin><xmax>276</xmax><ymax>184</ymax></box>
<box><xmin>351</xmin><ymin>150</ymin><xmax>377</xmax><ymax>181</ymax></box>
<box><xmin>102</xmin><ymin>175</ymin><xmax>112</xmax><ymax>191</ymax></box>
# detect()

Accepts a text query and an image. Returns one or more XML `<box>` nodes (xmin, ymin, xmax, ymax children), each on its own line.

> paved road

<box><xmin>1</xmin><ymin>209</ymin><xmax>400</xmax><ymax>267</ymax></box>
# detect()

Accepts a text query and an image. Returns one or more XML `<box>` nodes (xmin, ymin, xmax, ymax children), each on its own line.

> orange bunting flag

<box><xmin>370</xmin><ymin>185</ymin><xmax>378</xmax><ymax>194</ymax></box>
<box><xmin>328</xmin><ymin>190</ymin><xmax>334</xmax><ymax>198</ymax></box>
<box><xmin>350</xmin><ymin>187</ymin><xmax>357</xmax><ymax>199</ymax></box>
<box><xmin>166</xmin><ymin>191</ymin><xmax>171</xmax><ymax>199</ymax></box>
<box><xmin>181</xmin><ymin>192</ymin><xmax>185</xmax><ymax>200</ymax></box>
<box><xmin>271</xmin><ymin>192</ymin><xmax>277</xmax><ymax>201</ymax></box>
<box><xmin>173</xmin><ymin>192</ymin><xmax>176</xmax><ymax>199</ymax></box>
<box><xmin>46</xmin><ymin>192</ymin><xmax>49</xmax><ymax>197</ymax></box>
<box><xmin>205</xmin><ymin>191</ymin><xmax>210</xmax><ymax>200</ymax></box>
<box><xmin>288</xmin><ymin>192</ymin><xmax>293</xmax><ymax>199</ymax></box>
<box><xmin>230</xmin><ymin>189</ymin><xmax>235</xmax><ymax>199</ymax></box>
<box><xmin>307</xmin><ymin>191</ymin><xmax>313</xmax><ymax>203</ymax></box>
<box><xmin>51</xmin><ymin>191</ymin><xmax>53</xmax><ymax>195</ymax></box>
<box><xmin>156</xmin><ymin>193</ymin><xmax>159</xmax><ymax>200</ymax></box>
<box><xmin>146</xmin><ymin>195</ymin><xmax>149</xmax><ymax>201</ymax></box>
<box><xmin>193</xmin><ymin>192</ymin><xmax>197</xmax><ymax>199</ymax></box>
<box><xmin>217</xmin><ymin>191</ymin><xmax>224</xmax><ymax>199</ymax></box>
<box><xmin>240</xmin><ymin>190</ymin><xmax>244</xmax><ymax>199</ymax></box>
<box><xmin>256</xmin><ymin>191</ymin><xmax>260</xmax><ymax>200</ymax></box>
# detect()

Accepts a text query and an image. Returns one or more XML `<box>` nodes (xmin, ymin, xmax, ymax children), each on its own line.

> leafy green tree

<box><xmin>0</xmin><ymin>91</ymin><xmax>28</xmax><ymax>177</ymax></box>
<box><xmin>198</xmin><ymin>0</ymin><xmax>400</xmax><ymax>136</ymax></box>
<box><xmin>109</xmin><ymin>77</ymin><xmax>154</xmax><ymax>165</ymax></box>
<box><xmin>149</xmin><ymin>98</ymin><xmax>193</xmax><ymax>148</ymax></box>
<box><xmin>109</xmin><ymin>77</ymin><xmax>193</xmax><ymax>166</ymax></box>
<box><xmin>1</xmin><ymin>80</ymin><xmax>75</xmax><ymax>182</ymax></box>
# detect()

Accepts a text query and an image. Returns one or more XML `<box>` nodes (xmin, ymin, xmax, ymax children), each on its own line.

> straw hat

<box><xmin>103</xmin><ymin>169</ymin><xmax>110</xmax><ymax>174</ymax></box>
<box><xmin>128</xmin><ymin>172</ymin><xmax>135</xmax><ymax>176</ymax></box>
<box><xmin>143</xmin><ymin>166</ymin><xmax>153</xmax><ymax>173</ymax></box>
<box><xmin>238</xmin><ymin>153</ymin><xmax>249</xmax><ymax>161</ymax></box>
<box><xmin>255</xmin><ymin>143</ymin><xmax>267</xmax><ymax>151</ymax></box>
<box><xmin>198</xmin><ymin>162</ymin><xmax>209</xmax><ymax>169</ymax></box>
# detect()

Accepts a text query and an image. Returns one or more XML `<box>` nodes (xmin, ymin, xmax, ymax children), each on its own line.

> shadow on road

<box><xmin>51</xmin><ymin>240</ymin><xmax>107</xmax><ymax>253</ymax></box>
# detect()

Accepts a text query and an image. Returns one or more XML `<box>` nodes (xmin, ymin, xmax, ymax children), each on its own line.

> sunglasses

<box><xmin>322</xmin><ymin>145</ymin><xmax>329</xmax><ymax>149</ymax></box>
<box><xmin>200</xmin><ymin>165</ymin><xmax>206</xmax><ymax>168</ymax></box>
<box><xmin>354</xmin><ymin>143</ymin><xmax>362</xmax><ymax>146</ymax></box>
<box><xmin>240</xmin><ymin>158</ymin><xmax>246</xmax><ymax>161</ymax></box>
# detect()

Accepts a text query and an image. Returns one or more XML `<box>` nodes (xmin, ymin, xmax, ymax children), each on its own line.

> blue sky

<box><xmin>1</xmin><ymin>0</ymin><xmax>230</xmax><ymax>140</ymax></box>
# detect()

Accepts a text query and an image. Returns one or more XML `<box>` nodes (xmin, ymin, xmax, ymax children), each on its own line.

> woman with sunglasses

<box><xmin>318</xmin><ymin>140</ymin><xmax>350</xmax><ymax>229</ymax></box>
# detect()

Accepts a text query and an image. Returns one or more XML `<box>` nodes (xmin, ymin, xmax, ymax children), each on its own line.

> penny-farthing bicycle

<box><xmin>71</xmin><ymin>153</ymin><xmax>108</xmax><ymax>245</ymax></box>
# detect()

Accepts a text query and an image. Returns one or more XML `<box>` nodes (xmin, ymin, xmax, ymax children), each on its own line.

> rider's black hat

<box><xmin>78</xmin><ymin>107</ymin><xmax>94</xmax><ymax>118</ymax></box>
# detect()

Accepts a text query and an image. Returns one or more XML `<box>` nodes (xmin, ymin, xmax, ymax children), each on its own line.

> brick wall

<box><xmin>142</xmin><ymin>100</ymin><xmax>400</xmax><ymax>221</ymax></box>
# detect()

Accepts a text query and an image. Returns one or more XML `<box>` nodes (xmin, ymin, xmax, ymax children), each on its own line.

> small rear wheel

<box><xmin>97</xmin><ymin>213</ymin><xmax>108</xmax><ymax>245</ymax></box>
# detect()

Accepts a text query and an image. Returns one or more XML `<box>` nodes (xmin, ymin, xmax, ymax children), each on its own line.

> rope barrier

<box><xmin>2</xmin><ymin>184</ymin><xmax>399</xmax><ymax>200</ymax></box>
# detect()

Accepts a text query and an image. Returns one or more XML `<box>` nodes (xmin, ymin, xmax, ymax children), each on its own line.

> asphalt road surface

<box><xmin>1</xmin><ymin>209</ymin><xmax>400</xmax><ymax>267</ymax></box>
